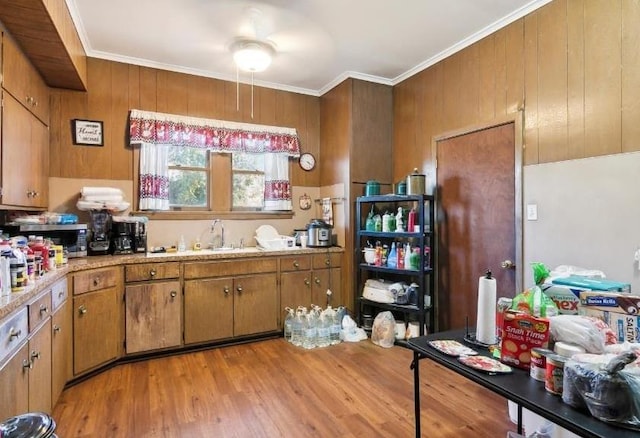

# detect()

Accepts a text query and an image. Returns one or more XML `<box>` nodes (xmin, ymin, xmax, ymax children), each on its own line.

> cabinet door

<box><xmin>312</xmin><ymin>267</ymin><xmax>342</xmax><ymax>308</ymax></box>
<box><xmin>0</xmin><ymin>343</ymin><xmax>29</xmax><ymax>420</ymax></box>
<box><xmin>52</xmin><ymin>300</ymin><xmax>72</xmax><ymax>405</ymax></box>
<box><xmin>280</xmin><ymin>270</ymin><xmax>311</xmax><ymax>311</ymax></box>
<box><xmin>184</xmin><ymin>278</ymin><xmax>233</xmax><ymax>344</ymax></box>
<box><xmin>234</xmin><ymin>274</ymin><xmax>278</xmax><ymax>337</ymax></box>
<box><xmin>30</xmin><ymin>117</ymin><xmax>49</xmax><ymax>208</ymax></box>
<box><xmin>28</xmin><ymin>319</ymin><xmax>52</xmax><ymax>413</ymax></box>
<box><xmin>125</xmin><ymin>280</ymin><xmax>182</xmax><ymax>354</ymax></box>
<box><xmin>1</xmin><ymin>92</ymin><xmax>31</xmax><ymax>207</ymax></box>
<box><xmin>73</xmin><ymin>287</ymin><xmax>120</xmax><ymax>375</ymax></box>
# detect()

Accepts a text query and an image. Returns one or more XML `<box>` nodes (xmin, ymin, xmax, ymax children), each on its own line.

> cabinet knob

<box><xmin>314</xmin><ymin>277</ymin><xmax>321</xmax><ymax>285</ymax></box>
<box><xmin>53</xmin><ymin>325</ymin><xmax>61</xmax><ymax>333</ymax></box>
<box><xmin>304</xmin><ymin>279</ymin><xmax>311</xmax><ymax>286</ymax></box>
<box><xmin>32</xmin><ymin>191</ymin><xmax>39</xmax><ymax>198</ymax></box>
<box><xmin>93</xmin><ymin>278</ymin><xmax>100</xmax><ymax>287</ymax></box>
<box><xmin>170</xmin><ymin>291</ymin><xmax>177</xmax><ymax>298</ymax></box>
<box><xmin>293</xmin><ymin>261</ymin><xmax>299</xmax><ymax>268</ymax></box>
<box><xmin>236</xmin><ymin>285</ymin><xmax>243</xmax><ymax>294</ymax></box>
<box><xmin>223</xmin><ymin>286</ymin><xmax>230</xmax><ymax>295</ymax></box>
<box><xmin>150</xmin><ymin>269</ymin><xmax>157</xmax><ymax>277</ymax></box>
<box><xmin>23</xmin><ymin>359</ymin><xmax>32</xmax><ymax>370</ymax></box>
<box><xmin>39</xmin><ymin>304</ymin><xmax>48</xmax><ymax>314</ymax></box>
<box><xmin>30</xmin><ymin>350</ymin><xmax>40</xmax><ymax>361</ymax></box>
<box><xmin>9</xmin><ymin>328</ymin><xmax>22</xmax><ymax>340</ymax></box>
<box><xmin>78</xmin><ymin>305</ymin><xmax>87</xmax><ymax>315</ymax></box>
<box><xmin>325</xmin><ymin>259</ymin><xmax>330</xmax><ymax>266</ymax></box>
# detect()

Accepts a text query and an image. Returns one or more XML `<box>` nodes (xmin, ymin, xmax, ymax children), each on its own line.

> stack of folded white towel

<box><xmin>76</xmin><ymin>187</ymin><xmax>130</xmax><ymax>212</ymax></box>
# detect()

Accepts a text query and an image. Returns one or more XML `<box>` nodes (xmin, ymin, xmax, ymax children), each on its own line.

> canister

<box><xmin>365</xmin><ymin>180</ymin><xmax>381</xmax><ymax>196</ymax></box>
<box><xmin>406</xmin><ymin>168</ymin><xmax>426</xmax><ymax>195</ymax></box>
<box><xmin>545</xmin><ymin>354</ymin><xmax>567</xmax><ymax>395</ymax></box>
<box><xmin>530</xmin><ymin>347</ymin><xmax>553</xmax><ymax>382</ymax></box>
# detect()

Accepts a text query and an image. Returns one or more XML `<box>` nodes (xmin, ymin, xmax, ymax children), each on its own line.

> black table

<box><xmin>407</xmin><ymin>329</ymin><xmax>639</xmax><ymax>438</ymax></box>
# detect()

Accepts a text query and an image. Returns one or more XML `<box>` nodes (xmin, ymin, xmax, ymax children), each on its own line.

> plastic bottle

<box><xmin>328</xmin><ymin>306</ymin><xmax>342</xmax><ymax>345</ymax></box>
<box><xmin>283</xmin><ymin>307</ymin><xmax>294</xmax><ymax>342</ymax></box>
<box><xmin>31</xmin><ymin>236</ymin><xmax>49</xmax><ymax>273</ymax></box>
<box><xmin>291</xmin><ymin>308</ymin><xmax>305</xmax><ymax>347</ymax></box>
<box><xmin>382</xmin><ymin>212</ymin><xmax>391</xmax><ymax>232</ymax></box>
<box><xmin>302</xmin><ymin>307</ymin><xmax>317</xmax><ymax>349</ymax></box>
<box><xmin>316</xmin><ymin>311</ymin><xmax>331</xmax><ymax>348</ymax></box>
<box><xmin>408</xmin><ymin>208</ymin><xmax>417</xmax><ymax>232</ymax></box>
<box><xmin>404</xmin><ymin>243</ymin><xmax>412</xmax><ymax>269</ymax></box>
<box><xmin>397</xmin><ymin>244</ymin><xmax>405</xmax><ymax>269</ymax></box>
<box><xmin>410</xmin><ymin>247</ymin><xmax>421</xmax><ymax>270</ymax></box>
<box><xmin>9</xmin><ymin>250</ymin><xmax>27</xmax><ymax>292</ymax></box>
<box><xmin>387</xmin><ymin>242</ymin><xmax>397</xmax><ymax>269</ymax></box>
<box><xmin>178</xmin><ymin>235</ymin><xmax>186</xmax><ymax>252</ymax></box>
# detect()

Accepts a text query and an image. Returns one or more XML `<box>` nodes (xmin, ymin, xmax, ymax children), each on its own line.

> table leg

<box><xmin>411</xmin><ymin>350</ymin><xmax>421</xmax><ymax>438</ymax></box>
<box><xmin>517</xmin><ymin>403</ymin><xmax>523</xmax><ymax>435</ymax></box>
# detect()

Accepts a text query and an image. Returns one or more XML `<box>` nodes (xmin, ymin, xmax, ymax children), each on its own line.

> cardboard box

<box><xmin>500</xmin><ymin>310</ymin><xmax>550</xmax><ymax>370</ymax></box>
<box><xmin>579</xmin><ymin>291</ymin><xmax>640</xmax><ymax>316</ymax></box>
<box><xmin>542</xmin><ymin>278</ymin><xmax>631</xmax><ymax>315</ymax></box>
<box><xmin>580</xmin><ymin>308</ymin><xmax>640</xmax><ymax>343</ymax></box>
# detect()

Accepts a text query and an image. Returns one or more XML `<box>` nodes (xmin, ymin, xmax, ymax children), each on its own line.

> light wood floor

<box><xmin>52</xmin><ymin>338</ymin><xmax>514</xmax><ymax>437</ymax></box>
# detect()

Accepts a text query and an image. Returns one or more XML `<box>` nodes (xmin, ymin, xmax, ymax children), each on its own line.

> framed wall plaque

<box><xmin>72</xmin><ymin>119</ymin><xmax>104</xmax><ymax>146</ymax></box>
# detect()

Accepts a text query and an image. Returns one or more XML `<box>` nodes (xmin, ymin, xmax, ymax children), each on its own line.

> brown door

<box><xmin>436</xmin><ymin>122</ymin><xmax>519</xmax><ymax>331</ymax></box>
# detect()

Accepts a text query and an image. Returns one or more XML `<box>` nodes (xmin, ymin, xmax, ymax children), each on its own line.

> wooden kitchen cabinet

<box><xmin>0</xmin><ymin>343</ymin><xmax>29</xmax><ymax>420</ymax></box>
<box><xmin>184</xmin><ymin>258</ymin><xmax>278</xmax><ymax>344</ymax></box>
<box><xmin>73</xmin><ymin>267</ymin><xmax>123</xmax><ymax>376</ymax></box>
<box><xmin>1</xmin><ymin>91</ymin><xmax>49</xmax><ymax>208</ymax></box>
<box><xmin>280</xmin><ymin>253</ymin><xmax>343</xmax><ymax>313</ymax></box>
<box><xmin>51</xmin><ymin>278</ymin><xmax>71</xmax><ymax>405</ymax></box>
<box><xmin>2</xmin><ymin>32</ymin><xmax>50</xmax><ymax>124</ymax></box>
<box><xmin>27</xmin><ymin>318</ymin><xmax>52</xmax><ymax>414</ymax></box>
<box><xmin>125</xmin><ymin>280</ymin><xmax>182</xmax><ymax>354</ymax></box>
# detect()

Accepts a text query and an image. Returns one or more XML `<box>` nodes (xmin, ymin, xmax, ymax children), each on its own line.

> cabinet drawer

<box><xmin>280</xmin><ymin>255</ymin><xmax>311</xmax><ymax>272</ymax></box>
<box><xmin>312</xmin><ymin>253</ymin><xmax>342</xmax><ymax>270</ymax></box>
<box><xmin>28</xmin><ymin>291</ymin><xmax>52</xmax><ymax>332</ymax></box>
<box><xmin>125</xmin><ymin>262</ymin><xmax>180</xmax><ymax>282</ymax></box>
<box><xmin>51</xmin><ymin>277</ymin><xmax>68</xmax><ymax>311</ymax></box>
<box><xmin>184</xmin><ymin>258</ymin><xmax>277</xmax><ymax>279</ymax></box>
<box><xmin>73</xmin><ymin>267</ymin><xmax>120</xmax><ymax>295</ymax></box>
<box><xmin>0</xmin><ymin>308</ymin><xmax>28</xmax><ymax>364</ymax></box>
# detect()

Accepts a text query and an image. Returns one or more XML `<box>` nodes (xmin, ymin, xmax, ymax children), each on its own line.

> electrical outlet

<box><xmin>526</xmin><ymin>204</ymin><xmax>538</xmax><ymax>221</ymax></box>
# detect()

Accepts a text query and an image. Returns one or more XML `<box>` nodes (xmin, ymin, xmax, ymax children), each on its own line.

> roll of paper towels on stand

<box><xmin>476</xmin><ymin>270</ymin><xmax>497</xmax><ymax>344</ymax></box>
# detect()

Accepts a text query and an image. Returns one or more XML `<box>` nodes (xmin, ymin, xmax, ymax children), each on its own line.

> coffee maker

<box><xmin>132</xmin><ymin>219</ymin><xmax>147</xmax><ymax>253</ymax></box>
<box><xmin>110</xmin><ymin>217</ymin><xmax>134</xmax><ymax>255</ymax></box>
<box><xmin>88</xmin><ymin>210</ymin><xmax>111</xmax><ymax>255</ymax></box>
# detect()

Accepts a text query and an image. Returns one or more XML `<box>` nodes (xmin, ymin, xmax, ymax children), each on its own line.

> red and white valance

<box><xmin>129</xmin><ymin>109</ymin><xmax>300</xmax><ymax>157</ymax></box>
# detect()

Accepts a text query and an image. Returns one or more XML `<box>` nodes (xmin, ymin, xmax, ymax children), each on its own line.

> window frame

<box><xmin>131</xmin><ymin>146</ymin><xmax>294</xmax><ymax>220</ymax></box>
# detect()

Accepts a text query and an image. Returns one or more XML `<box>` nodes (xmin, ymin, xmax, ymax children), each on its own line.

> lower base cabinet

<box><xmin>27</xmin><ymin>319</ymin><xmax>52</xmax><ymax>414</ymax></box>
<box><xmin>0</xmin><ymin>344</ymin><xmax>29</xmax><ymax>420</ymax></box>
<box><xmin>125</xmin><ymin>280</ymin><xmax>182</xmax><ymax>354</ymax></box>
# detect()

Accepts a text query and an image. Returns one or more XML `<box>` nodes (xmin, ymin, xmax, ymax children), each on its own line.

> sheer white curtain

<box><xmin>263</xmin><ymin>153</ymin><xmax>291</xmax><ymax>211</ymax></box>
<box><xmin>139</xmin><ymin>143</ymin><xmax>170</xmax><ymax>210</ymax></box>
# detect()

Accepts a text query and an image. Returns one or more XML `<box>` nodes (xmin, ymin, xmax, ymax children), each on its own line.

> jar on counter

<box><xmin>10</xmin><ymin>257</ymin><xmax>26</xmax><ymax>292</ymax></box>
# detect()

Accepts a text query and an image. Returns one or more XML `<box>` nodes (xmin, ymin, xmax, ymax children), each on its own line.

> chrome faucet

<box><xmin>210</xmin><ymin>219</ymin><xmax>224</xmax><ymax>249</ymax></box>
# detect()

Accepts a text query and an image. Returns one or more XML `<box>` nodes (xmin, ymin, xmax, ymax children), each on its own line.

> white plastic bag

<box><xmin>371</xmin><ymin>311</ymin><xmax>396</xmax><ymax>348</ymax></box>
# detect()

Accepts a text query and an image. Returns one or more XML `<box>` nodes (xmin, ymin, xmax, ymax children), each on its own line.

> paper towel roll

<box><xmin>476</xmin><ymin>270</ymin><xmax>497</xmax><ymax>344</ymax></box>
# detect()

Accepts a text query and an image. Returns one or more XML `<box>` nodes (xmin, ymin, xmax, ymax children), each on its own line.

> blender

<box><xmin>88</xmin><ymin>209</ymin><xmax>111</xmax><ymax>255</ymax></box>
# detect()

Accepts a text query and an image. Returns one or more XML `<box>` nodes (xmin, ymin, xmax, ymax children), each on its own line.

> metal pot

<box><xmin>407</xmin><ymin>168</ymin><xmax>426</xmax><ymax>195</ymax></box>
<box><xmin>307</xmin><ymin>219</ymin><xmax>332</xmax><ymax>247</ymax></box>
<box><xmin>365</xmin><ymin>180</ymin><xmax>381</xmax><ymax>196</ymax></box>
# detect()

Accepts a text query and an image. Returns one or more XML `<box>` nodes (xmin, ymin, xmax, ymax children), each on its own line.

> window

<box><xmin>232</xmin><ymin>152</ymin><xmax>265</xmax><ymax>210</ymax></box>
<box><xmin>130</xmin><ymin>109</ymin><xmax>300</xmax><ymax>214</ymax></box>
<box><xmin>168</xmin><ymin>146</ymin><xmax>209</xmax><ymax>208</ymax></box>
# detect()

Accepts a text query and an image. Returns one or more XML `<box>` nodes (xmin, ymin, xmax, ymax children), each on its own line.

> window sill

<box><xmin>130</xmin><ymin>210</ymin><xmax>294</xmax><ymax>221</ymax></box>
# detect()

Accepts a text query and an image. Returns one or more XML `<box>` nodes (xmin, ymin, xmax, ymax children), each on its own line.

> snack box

<box><xmin>580</xmin><ymin>308</ymin><xmax>640</xmax><ymax>343</ymax></box>
<box><xmin>579</xmin><ymin>291</ymin><xmax>640</xmax><ymax>315</ymax></box>
<box><xmin>500</xmin><ymin>310</ymin><xmax>550</xmax><ymax>370</ymax></box>
<box><xmin>543</xmin><ymin>278</ymin><xmax>631</xmax><ymax>315</ymax></box>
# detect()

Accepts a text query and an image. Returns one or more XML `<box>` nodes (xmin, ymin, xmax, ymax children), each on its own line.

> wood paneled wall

<box><xmin>393</xmin><ymin>0</ymin><xmax>640</xmax><ymax>178</ymax></box>
<box><xmin>49</xmin><ymin>58</ymin><xmax>320</xmax><ymax>187</ymax></box>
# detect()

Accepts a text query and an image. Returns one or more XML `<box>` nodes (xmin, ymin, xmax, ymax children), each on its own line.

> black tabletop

<box><xmin>407</xmin><ymin>329</ymin><xmax>640</xmax><ymax>438</ymax></box>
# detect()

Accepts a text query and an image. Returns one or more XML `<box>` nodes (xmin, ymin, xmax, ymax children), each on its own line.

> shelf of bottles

<box><xmin>355</xmin><ymin>194</ymin><xmax>435</xmax><ymax>336</ymax></box>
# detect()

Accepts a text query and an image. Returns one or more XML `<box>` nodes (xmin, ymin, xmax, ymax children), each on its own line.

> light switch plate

<box><xmin>526</xmin><ymin>204</ymin><xmax>538</xmax><ymax>221</ymax></box>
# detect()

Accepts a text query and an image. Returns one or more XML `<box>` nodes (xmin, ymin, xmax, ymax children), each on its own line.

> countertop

<box><xmin>0</xmin><ymin>246</ymin><xmax>343</xmax><ymax>320</ymax></box>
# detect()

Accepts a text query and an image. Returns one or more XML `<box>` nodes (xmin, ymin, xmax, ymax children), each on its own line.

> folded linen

<box><xmin>81</xmin><ymin>194</ymin><xmax>124</xmax><ymax>202</ymax></box>
<box><xmin>76</xmin><ymin>199</ymin><xmax>130</xmax><ymax>212</ymax></box>
<box><xmin>81</xmin><ymin>187</ymin><xmax>124</xmax><ymax>197</ymax></box>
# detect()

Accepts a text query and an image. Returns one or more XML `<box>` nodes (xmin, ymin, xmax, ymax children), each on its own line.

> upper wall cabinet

<box><xmin>2</xmin><ymin>34</ymin><xmax>50</xmax><ymax>125</ymax></box>
<box><xmin>0</xmin><ymin>0</ymin><xmax>87</xmax><ymax>90</ymax></box>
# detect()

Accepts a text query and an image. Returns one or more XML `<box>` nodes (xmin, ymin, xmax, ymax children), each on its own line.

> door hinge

<box><xmin>0</xmin><ymin>187</ymin><xmax>3</xmax><ymax>197</ymax></box>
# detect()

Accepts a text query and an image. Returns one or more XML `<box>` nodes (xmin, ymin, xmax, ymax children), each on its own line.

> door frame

<box><xmin>430</xmin><ymin>111</ymin><xmax>524</xmax><ymax>328</ymax></box>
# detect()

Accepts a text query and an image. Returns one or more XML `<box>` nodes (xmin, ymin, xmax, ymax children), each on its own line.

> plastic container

<box><xmin>10</xmin><ymin>257</ymin><xmax>26</xmax><ymax>292</ymax></box>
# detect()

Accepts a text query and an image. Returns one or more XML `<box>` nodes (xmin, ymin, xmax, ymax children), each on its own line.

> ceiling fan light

<box><xmin>233</xmin><ymin>42</ymin><xmax>273</xmax><ymax>73</ymax></box>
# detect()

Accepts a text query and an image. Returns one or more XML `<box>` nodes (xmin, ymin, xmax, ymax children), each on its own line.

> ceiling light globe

<box><xmin>233</xmin><ymin>42</ymin><xmax>272</xmax><ymax>73</ymax></box>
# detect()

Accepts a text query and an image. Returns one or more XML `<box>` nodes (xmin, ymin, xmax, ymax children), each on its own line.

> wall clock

<box><xmin>299</xmin><ymin>152</ymin><xmax>316</xmax><ymax>171</ymax></box>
